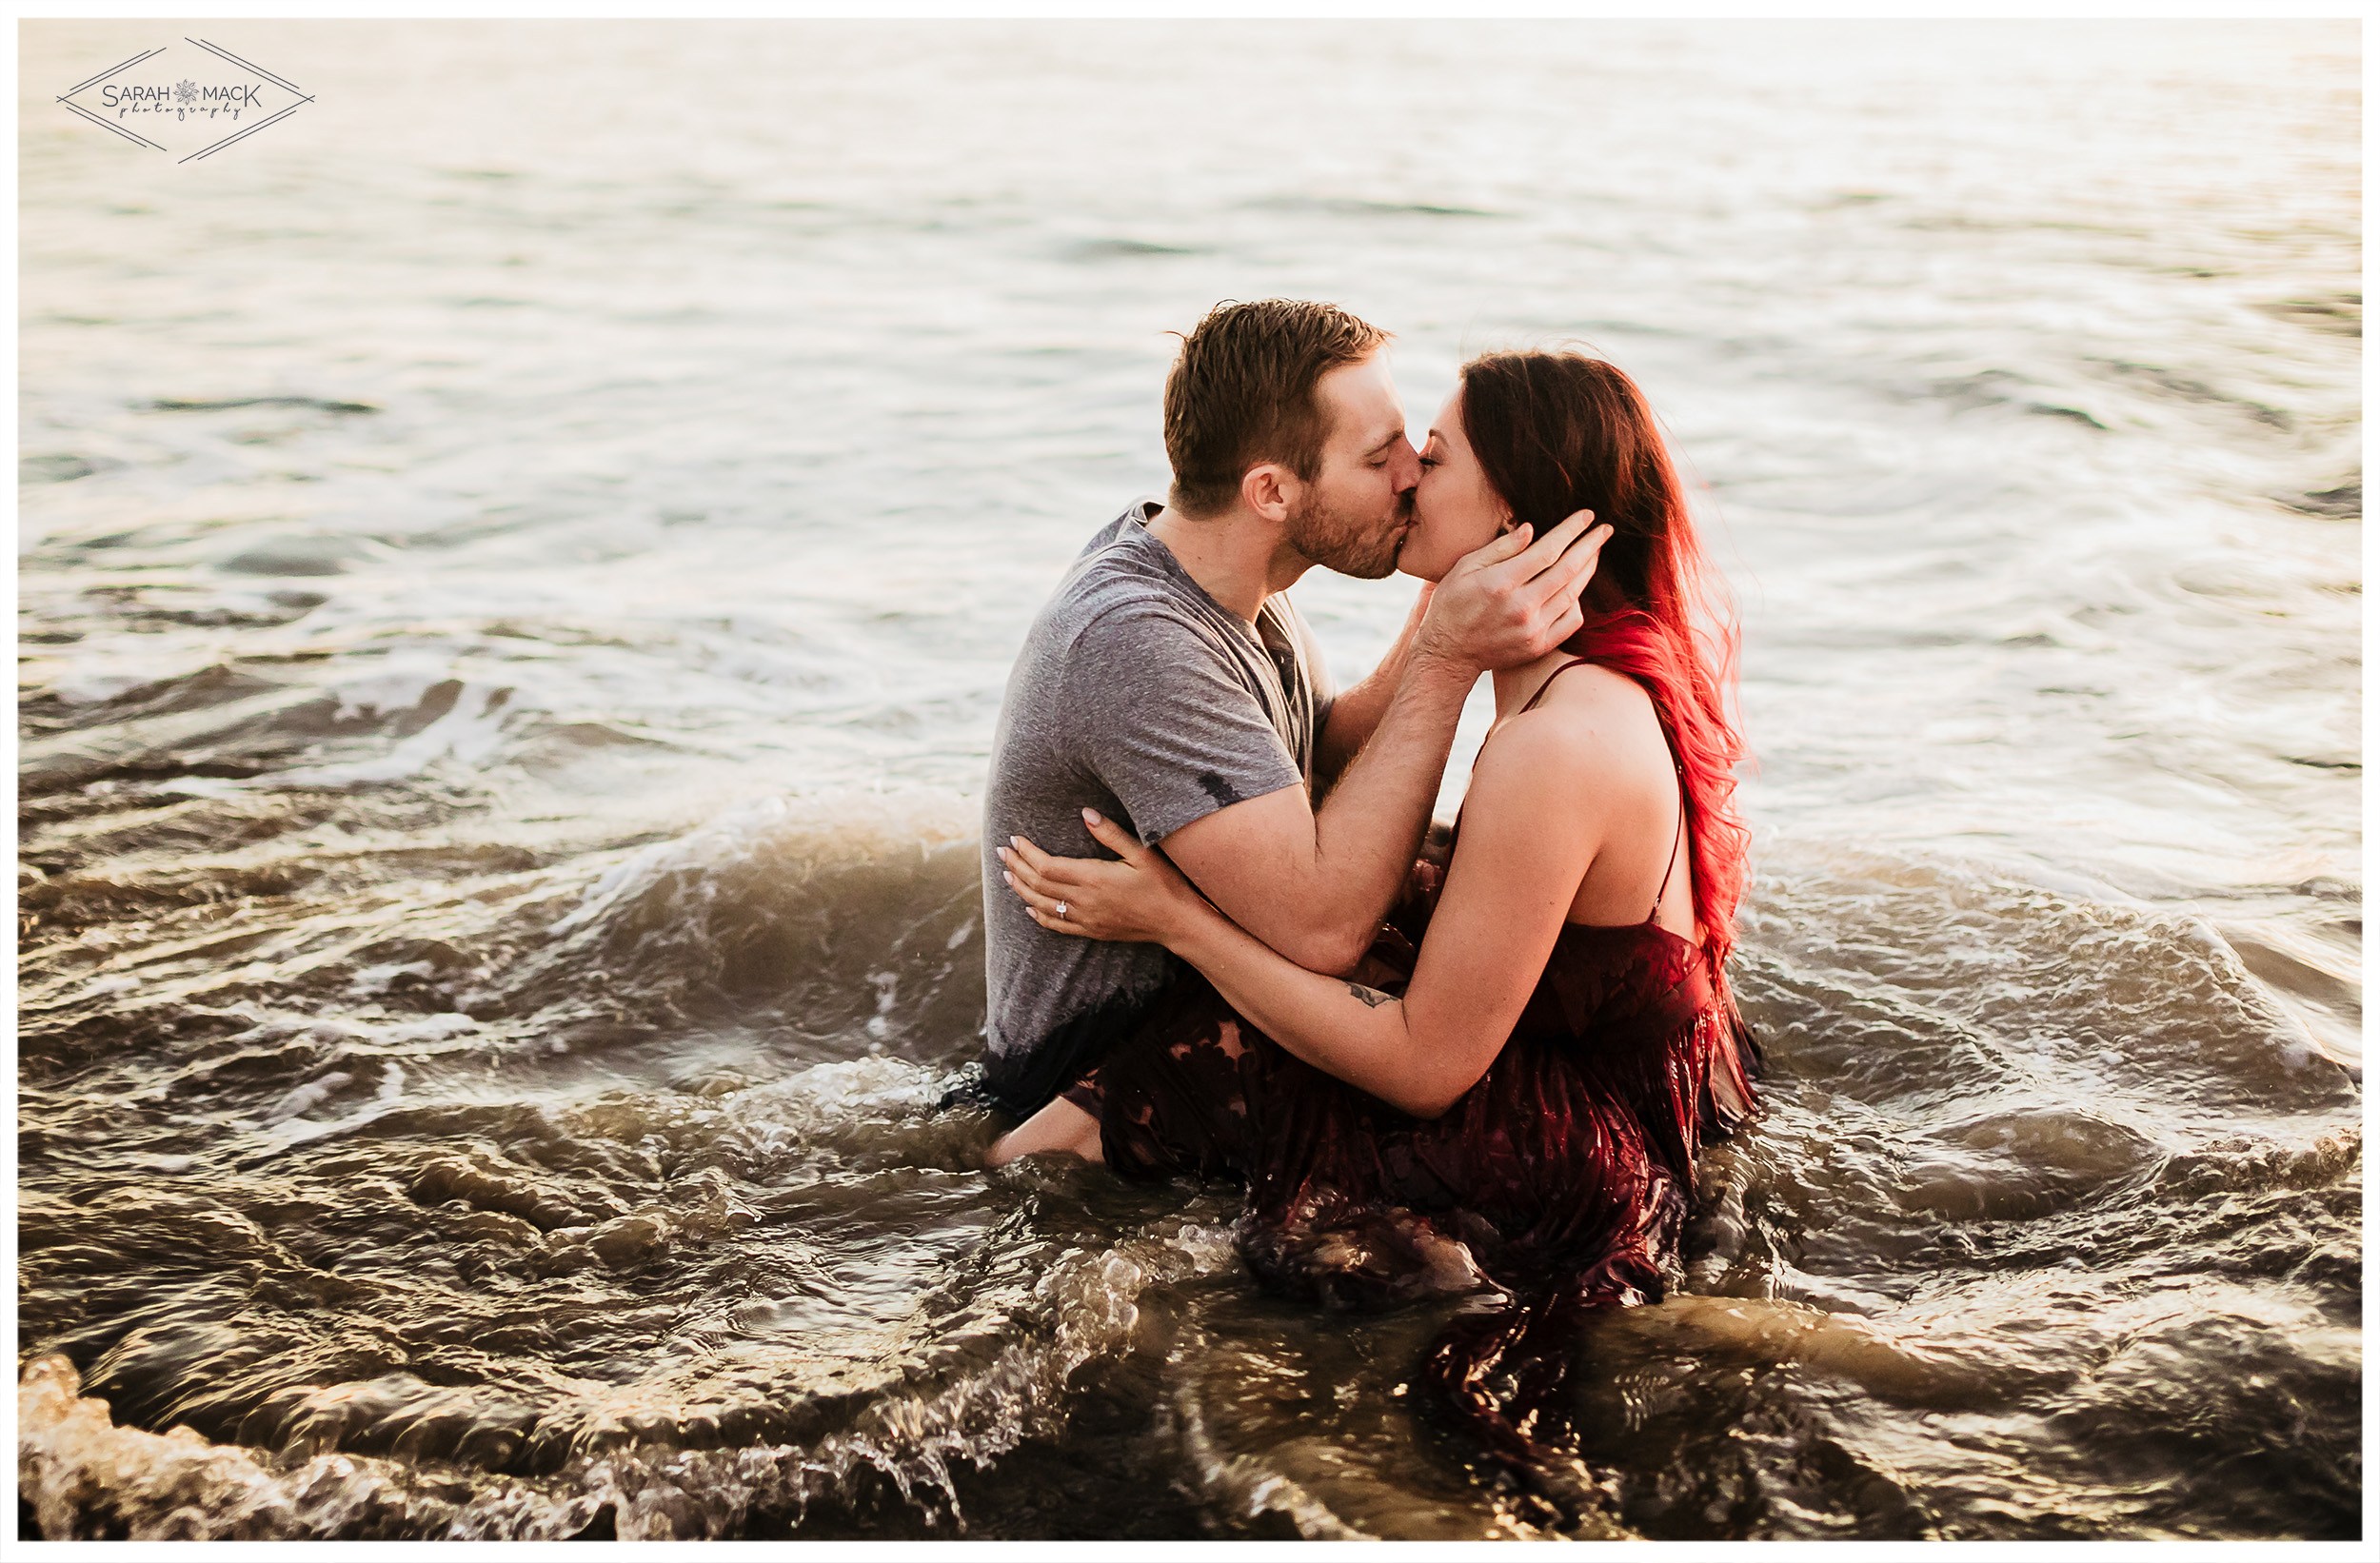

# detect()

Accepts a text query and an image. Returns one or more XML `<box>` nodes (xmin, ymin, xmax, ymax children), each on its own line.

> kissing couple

<box><xmin>971</xmin><ymin>299</ymin><xmax>1758</xmax><ymax>1500</ymax></box>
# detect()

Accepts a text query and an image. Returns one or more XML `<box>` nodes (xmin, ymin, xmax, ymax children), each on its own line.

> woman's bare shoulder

<box><xmin>1549</xmin><ymin>659</ymin><xmax>1650</xmax><ymax>703</ymax></box>
<box><xmin>1486</xmin><ymin>663</ymin><xmax>1669</xmax><ymax>794</ymax></box>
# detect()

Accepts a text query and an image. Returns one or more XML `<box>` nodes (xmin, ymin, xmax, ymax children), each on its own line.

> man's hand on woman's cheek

<box><xmin>1416</xmin><ymin>509</ymin><xmax>1612</xmax><ymax>674</ymax></box>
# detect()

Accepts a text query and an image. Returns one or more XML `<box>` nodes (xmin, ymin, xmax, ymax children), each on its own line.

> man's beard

<box><xmin>1288</xmin><ymin>486</ymin><xmax>1410</xmax><ymax>580</ymax></box>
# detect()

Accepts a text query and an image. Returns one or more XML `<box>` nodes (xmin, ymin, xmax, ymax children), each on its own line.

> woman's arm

<box><xmin>1002</xmin><ymin>715</ymin><xmax>1607</xmax><ymax>1118</ymax></box>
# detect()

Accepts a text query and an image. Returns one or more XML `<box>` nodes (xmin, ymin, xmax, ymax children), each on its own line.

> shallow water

<box><xmin>16</xmin><ymin>18</ymin><xmax>2361</xmax><ymax>1541</ymax></box>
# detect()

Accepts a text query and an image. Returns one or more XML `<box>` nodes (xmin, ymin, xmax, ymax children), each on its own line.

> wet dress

<box><xmin>1059</xmin><ymin>659</ymin><xmax>1759</xmax><ymax>1492</ymax></box>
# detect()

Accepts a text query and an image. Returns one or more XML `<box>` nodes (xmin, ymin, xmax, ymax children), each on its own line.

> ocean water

<box><xmin>15</xmin><ymin>18</ymin><xmax>2361</xmax><ymax>1541</ymax></box>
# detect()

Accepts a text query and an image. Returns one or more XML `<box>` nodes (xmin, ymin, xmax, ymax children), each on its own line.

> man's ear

<box><xmin>1240</xmin><ymin>462</ymin><xmax>1298</xmax><ymax>524</ymax></box>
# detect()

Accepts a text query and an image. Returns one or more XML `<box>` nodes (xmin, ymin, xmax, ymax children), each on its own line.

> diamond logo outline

<box><xmin>56</xmin><ymin>37</ymin><xmax>315</xmax><ymax>164</ymax></box>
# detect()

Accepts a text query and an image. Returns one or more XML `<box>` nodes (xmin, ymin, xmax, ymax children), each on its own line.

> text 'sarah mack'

<box><xmin>98</xmin><ymin>82</ymin><xmax>267</xmax><ymax>114</ymax></box>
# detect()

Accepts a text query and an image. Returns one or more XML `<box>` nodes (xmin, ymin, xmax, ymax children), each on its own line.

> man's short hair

<box><xmin>1162</xmin><ymin>300</ymin><xmax>1390</xmax><ymax>517</ymax></box>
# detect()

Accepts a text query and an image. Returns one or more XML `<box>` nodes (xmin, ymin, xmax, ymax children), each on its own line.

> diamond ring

<box><xmin>1054</xmin><ymin>900</ymin><xmax>1069</xmax><ymax>919</ymax></box>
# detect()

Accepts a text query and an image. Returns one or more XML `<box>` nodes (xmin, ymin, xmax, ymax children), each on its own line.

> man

<box><xmin>974</xmin><ymin>299</ymin><xmax>1602</xmax><ymax>1137</ymax></box>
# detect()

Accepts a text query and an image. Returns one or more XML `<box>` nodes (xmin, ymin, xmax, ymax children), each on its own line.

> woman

<box><xmin>994</xmin><ymin>350</ymin><xmax>1757</xmax><ymax>1504</ymax></box>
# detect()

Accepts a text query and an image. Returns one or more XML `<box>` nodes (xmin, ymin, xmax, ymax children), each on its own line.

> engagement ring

<box><xmin>1055</xmin><ymin>900</ymin><xmax>1069</xmax><ymax>918</ymax></box>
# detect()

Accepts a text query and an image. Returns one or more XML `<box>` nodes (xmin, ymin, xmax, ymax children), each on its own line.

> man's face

<box><xmin>1282</xmin><ymin>350</ymin><xmax>1419</xmax><ymax>580</ymax></box>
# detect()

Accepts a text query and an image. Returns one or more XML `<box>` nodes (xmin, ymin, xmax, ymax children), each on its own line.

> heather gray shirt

<box><xmin>977</xmin><ymin>500</ymin><xmax>1333</xmax><ymax>1115</ymax></box>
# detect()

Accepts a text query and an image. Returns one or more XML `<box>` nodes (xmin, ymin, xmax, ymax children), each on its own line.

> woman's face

<box><xmin>1398</xmin><ymin>386</ymin><xmax>1513</xmax><ymax>583</ymax></box>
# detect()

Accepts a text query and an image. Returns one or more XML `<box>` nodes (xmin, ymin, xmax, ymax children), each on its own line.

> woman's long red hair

<box><xmin>1458</xmin><ymin>352</ymin><xmax>1750</xmax><ymax>969</ymax></box>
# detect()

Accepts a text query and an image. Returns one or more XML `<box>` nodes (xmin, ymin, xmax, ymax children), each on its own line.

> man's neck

<box><xmin>1145</xmin><ymin>501</ymin><xmax>1311</xmax><ymax>624</ymax></box>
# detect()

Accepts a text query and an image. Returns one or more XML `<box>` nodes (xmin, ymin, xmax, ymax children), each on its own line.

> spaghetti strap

<box><xmin>1518</xmin><ymin>658</ymin><xmax>1593</xmax><ymax>716</ymax></box>
<box><xmin>1649</xmin><ymin>769</ymin><xmax>1686</xmax><ymax>923</ymax></box>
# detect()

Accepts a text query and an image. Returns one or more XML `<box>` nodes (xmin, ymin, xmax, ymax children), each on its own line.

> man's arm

<box><xmin>1162</xmin><ymin>651</ymin><xmax>1471</xmax><ymax>974</ymax></box>
<box><xmin>1312</xmin><ymin>584</ymin><xmax>1432</xmax><ymax>793</ymax></box>
<box><xmin>1161</xmin><ymin>512</ymin><xmax>1609</xmax><ymax>976</ymax></box>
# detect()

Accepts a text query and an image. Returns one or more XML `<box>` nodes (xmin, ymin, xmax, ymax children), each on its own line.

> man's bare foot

<box><xmin>985</xmin><ymin>1097</ymin><xmax>1104</xmax><ymax>1168</ymax></box>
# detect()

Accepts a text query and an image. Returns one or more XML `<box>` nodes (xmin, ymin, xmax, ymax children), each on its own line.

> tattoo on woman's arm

<box><xmin>1346</xmin><ymin>982</ymin><xmax>1396</xmax><ymax>1009</ymax></box>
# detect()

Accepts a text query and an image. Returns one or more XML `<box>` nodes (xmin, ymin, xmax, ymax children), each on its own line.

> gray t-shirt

<box><xmin>976</xmin><ymin>500</ymin><xmax>1334</xmax><ymax>1116</ymax></box>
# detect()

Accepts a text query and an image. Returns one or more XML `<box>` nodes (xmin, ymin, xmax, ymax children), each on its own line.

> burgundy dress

<box><xmin>1061</xmin><ymin>661</ymin><xmax>1759</xmax><ymax>1501</ymax></box>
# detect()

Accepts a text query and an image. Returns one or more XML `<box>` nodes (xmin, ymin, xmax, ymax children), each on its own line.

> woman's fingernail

<box><xmin>1002</xmin><ymin>870</ymin><xmax>1013</xmax><ymax>885</ymax></box>
<box><xmin>1083</xmin><ymin>808</ymin><xmax>1101</xmax><ymax>824</ymax></box>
